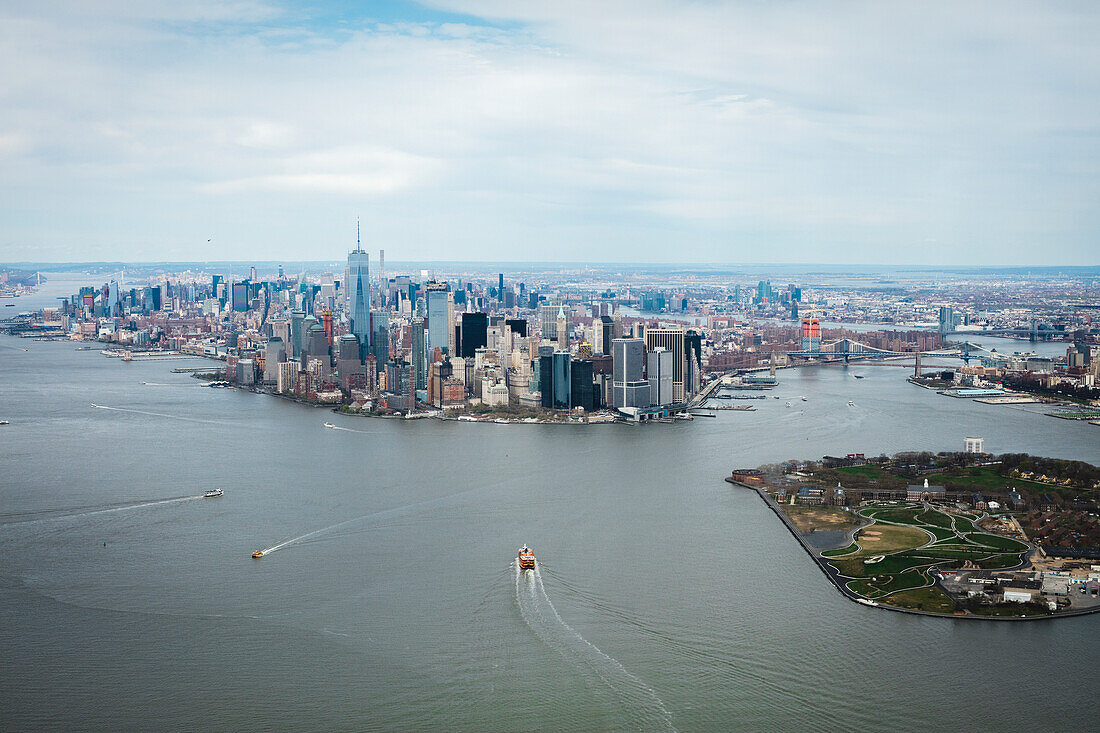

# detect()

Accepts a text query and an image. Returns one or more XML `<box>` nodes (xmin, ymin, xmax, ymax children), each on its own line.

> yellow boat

<box><xmin>252</xmin><ymin>551</ymin><xmax>264</xmax><ymax>558</ymax></box>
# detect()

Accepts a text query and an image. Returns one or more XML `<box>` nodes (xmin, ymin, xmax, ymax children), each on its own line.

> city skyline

<box><xmin>1</xmin><ymin>1</ymin><xmax>1097</xmax><ymax>265</ymax></box>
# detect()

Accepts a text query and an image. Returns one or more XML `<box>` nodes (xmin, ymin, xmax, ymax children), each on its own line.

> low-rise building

<box><xmin>907</xmin><ymin>478</ymin><xmax>946</xmax><ymax>502</ymax></box>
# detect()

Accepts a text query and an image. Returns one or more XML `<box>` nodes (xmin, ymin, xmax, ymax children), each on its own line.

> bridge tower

<box><xmin>914</xmin><ymin>351</ymin><xmax>921</xmax><ymax>378</ymax></box>
<box><xmin>841</xmin><ymin>338</ymin><xmax>850</xmax><ymax>364</ymax></box>
<box><xmin>962</xmin><ymin>341</ymin><xmax>971</xmax><ymax>365</ymax></box>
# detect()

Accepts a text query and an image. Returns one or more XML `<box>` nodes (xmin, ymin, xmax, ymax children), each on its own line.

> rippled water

<box><xmin>2</xmin><ymin>333</ymin><xmax>1098</xmax><ymax>731</ymax></box>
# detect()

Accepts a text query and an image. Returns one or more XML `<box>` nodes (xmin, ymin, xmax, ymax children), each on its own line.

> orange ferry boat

<box><xmin>518</xmin><ymin>545</ymin><xmax>535</xmax><ymax>571</ymax></box>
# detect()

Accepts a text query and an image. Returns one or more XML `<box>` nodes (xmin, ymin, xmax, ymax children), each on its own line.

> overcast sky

<box><xmin>1</xmin><ymin>1</ymin><xmax>1097</xmax><ymax>265</ymax></box>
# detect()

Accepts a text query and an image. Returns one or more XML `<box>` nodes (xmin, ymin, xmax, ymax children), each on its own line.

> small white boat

<box><xmin>0</xmin><ymin>420</ymin><xmax>9</xmax><ymax>425</ymax></box>
<box><xmin>323</xmin><ymin>422</ymin><xmax>336</xmax><ymax>428</ymax></box>
<box><xmin>203</xmin><ymin>488</ymin><xmax>223</xmax><ymax>498</ymax></box>
<box><xmin>848</xmin><ymin>400</ymin><xmax>855</xmax><ymax>407</ymax></box>
<box><xmin>801</xmin><ymin>396</ymin><xmax>807</xmax><ymax>402</ymax></box>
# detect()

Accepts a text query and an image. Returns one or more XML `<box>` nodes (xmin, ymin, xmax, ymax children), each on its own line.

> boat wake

<box><xmin>514</xmin><ymin>562</ymin><xmax>675</xmax><ymax>732</ymax></box>
<box><xmin>324</xmin><ymin>424</ymin><xmax>380</xmax><ymax>435</ymax></box>
<box><xmin>0</xmin><ymin>495</ymin><xmax>203</xmax><ymax>526</ymax></box>
<box><xmin>90</xmin><ymin>403</ymin><xmax>223</xmax><ymax>424</ymax></box>
<box><xmin>255</xmin><ymin>486</ymin><xmax>484</xmax><ymax>557</ymax></box>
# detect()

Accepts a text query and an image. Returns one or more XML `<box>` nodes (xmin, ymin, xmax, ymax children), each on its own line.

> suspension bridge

<box><xmin>783</xmin><ymin>338</ymin><xmax>998</xmax><ymax>366</ymax></box>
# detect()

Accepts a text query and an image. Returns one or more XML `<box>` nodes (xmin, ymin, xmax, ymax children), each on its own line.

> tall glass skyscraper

<box><xmin>347</xmin><ymin>241</ymin><xmax>370</xmax><ymax>355</ymax></box>
<box><xmin>410</xmin><ymin>317</ymin><xmax>427</xmax><ymax>390</ymax></box>
<box><xmin>426</xmin><ymin>281</ymin><xmax>450</xmax><ymax>356</ymax></box>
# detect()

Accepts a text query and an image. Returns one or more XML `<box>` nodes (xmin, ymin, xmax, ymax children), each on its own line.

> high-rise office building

<box><xmin>552</xmin><ymin>351</ymin><xmax>571</xmax><ymax>410</ymax></box>
<box><xmin>612</xmin><ymin>338</ymin><xmax>650</xmax><ymax>408</ymax></box>
<box><xmin>595</xmin><ymin>315</ymin><xmax>614</xmax><ymax>354</ymax></box>
<box><xmin>556</xmin><ymin>305</ymin><xmax>568</xmax><ymax>349</ymax></box>
<box><xmin>648</xmin><ymin>347</ymin><xmax>674</xmax><ymax>406</ymax></box>
<box><xmin>426</xmin><ymin>281</ymin><xmax>450</xmax><ymax>355</ymax></box>
<box><xmin>371</xmin><ymin>310</ymin><xmax>389</xmax><ymax>369</ymax></box>
<box><xmin>290</xmin><ymin>311</ymin><xmax>305</xmax><ymax>358</ymax></box>
<box><xmin>410</xmin><ymin>317</ymin><xmax>427</xmax><ymax>391</ymax></box>
<box><xmin>644</xmin><ymin>328</ymin><xmax>686</xmax><ymax>402</ymax></box>
<box><xmin>460</xmin><ymin>312</ymin><xmax>488</xmax><ymax>358</ymax></box>
<box><xmin>685</xmin><ymin>329</ymin><xmax>703</xmax><ymax>396</ymax></box>
<box><xmin>231</xmin><ymin>282</ymin><xmax>249</xmax><ymax>312</ymax></box>
<box><xmin>263</xmin><ymin>337</ymin><xmax>286</xmax><ymax>384</ymax></box>
<box><xmin>570</xmin><ymin>359</ymin><xmax>594</xmax><ymax>411</ymax></box>
<box><xmin>539</xmin><ymin>301</ymin><xmax>562</xmax><ymax>340</ymax></box>
<box><xmin>336</xmin><ymin>334</ymin><xmax>362</xmax><ymax>392</ymax></box>
<box><xmin>505</xmin><ymin>318</ymin><xmax>527</xmax><ymax>338</ymax></box>
<box><xmin>347</xmin><ymin>237</ymin><xmax>371</xmax><ymax>353</ymax></box>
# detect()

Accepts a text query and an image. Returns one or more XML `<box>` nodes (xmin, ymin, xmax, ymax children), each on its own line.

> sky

<box><xmin>0</xmin><ymin>0</ymin><xmax>1097</xmax><ymax>265</ymax></box>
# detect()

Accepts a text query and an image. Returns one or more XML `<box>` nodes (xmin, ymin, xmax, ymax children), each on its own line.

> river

<box><xmin>1</xmin><ymin>315</ymin><xmax>1098</xmax><ymax>730</ymax></box>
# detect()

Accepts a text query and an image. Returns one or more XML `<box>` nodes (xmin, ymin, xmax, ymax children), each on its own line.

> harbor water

<box><xmin>1</xmin><ymin>329</ymin><xmax>1098</xmax><ymax>731</ymax></box>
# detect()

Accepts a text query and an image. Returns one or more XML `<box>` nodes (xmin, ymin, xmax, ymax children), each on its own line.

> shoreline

<box><xmin>725</xmin><ymin>476</ymin><xmax>1100</xmax><ymax>622</ymax></box>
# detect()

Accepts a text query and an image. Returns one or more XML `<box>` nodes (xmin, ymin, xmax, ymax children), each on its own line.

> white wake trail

<box><xmin>325</xmin><ymin>424</ymin><xmax>380</xmax><ymax>435</ymax></box>
<box><xmin>2</xmin><ymin>495</ymin><xmax>202</xmax><ymax>526</ymax></box>
<box><xmin>90</xmin><ymin>403</ymin><xmax>223</xmax><ymax>425</ymax></box>
<box><xmin>256</xmin><ymin>486</ymin><xmax>484</xmax><ymax>556</ymax></box>
<box><xmin>515</xmin><ymin>562</ymin><xmax>675</xmax><ymax>732</ymax></box>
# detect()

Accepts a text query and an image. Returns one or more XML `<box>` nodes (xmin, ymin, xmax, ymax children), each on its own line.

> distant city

<box><xmin>2</xmin><ymin>253</ymin><xmax>1098</xmax><ymax>423</ymax></box>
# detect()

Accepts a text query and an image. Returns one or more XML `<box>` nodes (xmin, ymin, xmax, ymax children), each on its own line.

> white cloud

<box><xmin>0</xmin><ymin>1</ymin><xmax>1097</xmax><ymax>263</ymax></box>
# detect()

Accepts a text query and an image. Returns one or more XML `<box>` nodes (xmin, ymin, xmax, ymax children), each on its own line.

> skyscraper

<box><xmin>644</xmin><ymin>328</ymin><xmax>686</xmax><ymax>402</ymax></box>
<box><xmin>290</xmin><ymin>310</ymin><xmax>305</xmax><ymax>358</ymax></box>
<box><xmin>263</xmin><ymin>337</ymin><xmax>286</xmax><ymax>384</ymax></box>
<box><xmin>460</xmin><ymin>312</ymin><xmax>488</xmax><ymax>359</ymax></box>
<box><xmin>410</xmin><ymin>317</ymin><xmax>427</xmax><ymax>391</ymax></box>
<box><xmin>371</xmin><ymin>310</ymin><xmax>389</xmax><ymax>369</ymax></box>
<box><xmin>570</xmin><ymin>358</ymin><xmax>594</xmax><ymax>411</ymax></box>
<box><xmin>801</xmin><ymin>318</ymin><xmax>821</xmax><ymax>353</ymax></box>
<box><xmin>556</xmin><ymin>304</ymin><xmax>568</xmax><ymax>349</ymax></box>
<box><xmin>539</xmin><ymin>301</ymin><xmax>562</xmax><ymax>340</ymax></box>
<box><xmin>426</xmin><ymin>281</ymin><xmax>450</xmax><ymax>355</ymax></box>
<box><xmin>612</xmin><ymin>337</ymin><xmax>650</xmax><ymax>408</ymax></box>
<box><xmin>938</xmin><ymin>307</ymin><xmax>956</xmax><ymax>337</ymax></box>
<box><xmin>505</xmin><ymin>318</ymin><xmax>527</xmax><ymax>338</ymax></box>
<box><xmin>347</xmin><ymin>226</ymin><xmax>371</xmax><ymax>354</ymax></box>
<box><xmin>552</xmin><ymin>351</ymin><xmax>571</xmax><ymax>410</ymax></box>
<box><xmin>648</xmin><ymin>347</ymin><xmax>674</xmax><ymax>406</ymax></box>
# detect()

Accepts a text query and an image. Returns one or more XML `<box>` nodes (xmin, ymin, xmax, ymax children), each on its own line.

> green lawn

<box><xmin>916</xmin><ymin>509</ymin><xmax>954</xmax><ymax>529</ymax></box>
<box><xmin>829</xmin><ymin>555</ymin><xmax>935</xmax><ymax>579</ymax></box>
<box><xmin>966</xmin><ymin>533</ymin><xmax>1029</xmax><ymax>552</ymax></box>
<box><xmin>884</xmin><ymin>586</ymin><xmax>957</xmax><ymax>613</ymax></box>
<box><xmin>934</xmin><ymin>465</ymin><xmax>1051</xmax><ymax>493</ymax></box>
<box><xmin>951</xmin><ymin>516</ymin><xmax>976</xmax><ymax>533</ymax></box>
<box><xmin>864</xmin><ymin>507</ymin><xmax>924</xmax><ymax>525</ymax></box>
<box><xmin>924</xmin><ymin>526</ymin><xmax>958</xmax><ymax>542</ymax></box>
<box><xmin>837</xmin><ymin>465</ymin><xmax>892</xmax><ymax>479</ymax></box>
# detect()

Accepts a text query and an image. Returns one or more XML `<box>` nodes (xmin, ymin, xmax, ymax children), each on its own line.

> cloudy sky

<box><xmin>1</xmin><ymin>1</ymin><xmax>1097</xmax><ymax>264</ymax></box>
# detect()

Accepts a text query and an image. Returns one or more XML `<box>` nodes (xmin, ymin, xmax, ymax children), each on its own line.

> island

<box><xmin>728</xmin><ymin>451</ymin><xmax>1100</xmax><ymax>619</ymax></box>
